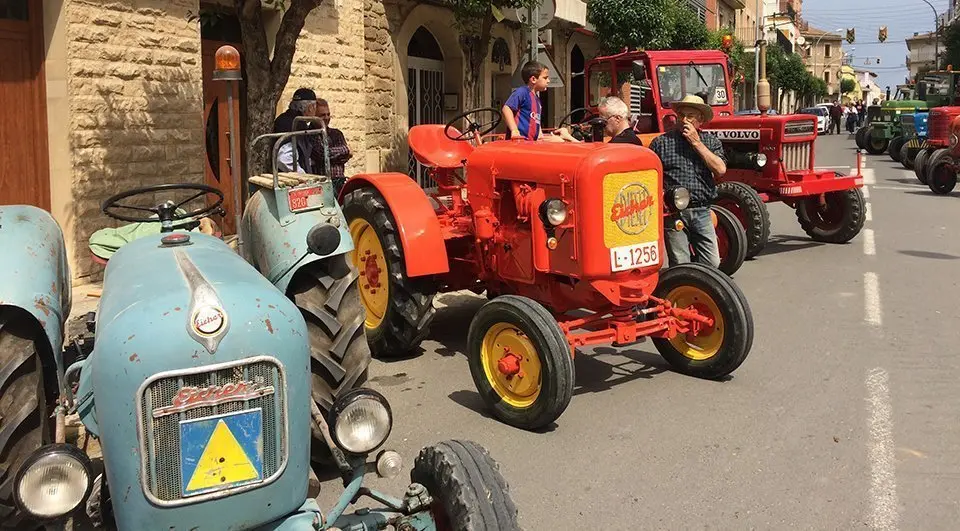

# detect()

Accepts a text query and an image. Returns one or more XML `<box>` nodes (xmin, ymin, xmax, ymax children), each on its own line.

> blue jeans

<box><xmin>665</xmin><ymin>206</ymin><xmax>720</xmax><ymax>268</ymax></box>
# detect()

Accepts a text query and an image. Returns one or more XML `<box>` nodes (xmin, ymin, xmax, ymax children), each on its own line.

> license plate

<box><xmin>179</xmin><ymin>409</ymin><xmax>264</xmax><ymax>497</ymax></box>
<box><xmin>610</xmin><ymin>241</ymin><xmax>660</xmax><ymax>272</ymax></box>
<box><xmin>288</xmin><ymin>185</ymin><xmax>324</xmax><ymax>212</ymax></box>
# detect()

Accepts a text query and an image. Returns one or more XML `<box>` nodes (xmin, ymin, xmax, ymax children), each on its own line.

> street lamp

<box><xmin>213</xmin><ymin>45</ymin><xmax>244</xmax><ymax>256</ymax></box>
<box><xmin>920</xmin><ymin>0</ymin><xmax>939</xmax><ymax>68</ymax></box>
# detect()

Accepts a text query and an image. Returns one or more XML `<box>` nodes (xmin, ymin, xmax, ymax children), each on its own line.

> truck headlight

<box><xmin>754</xmin><ymin>153</ymin><xmax>768</xmax><ymax>168</ymax></box>
<box><xmin>329</xmin><ymin>389</ymin><xmax>393</xmax><ymax>454</ymax></box>
<box><xmin>15</xmin><ymin>444</ymin><xmax>93</xmax><ymax>520</ymax></box>
<box><xmin>539</xmin><ymin>199</ymin><xmax>567</xmax><ymax>226</ymax></box>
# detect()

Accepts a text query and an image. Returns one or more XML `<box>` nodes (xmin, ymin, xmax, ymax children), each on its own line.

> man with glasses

<box><xmin>599</xmin><ymin>96</ymin><xmax>643</xmax><ymax>145</ymax></box>
<box><xmin>649</xmin><ymin>94</ymin><xmax>726</xmax><ymax>269</ymax></box>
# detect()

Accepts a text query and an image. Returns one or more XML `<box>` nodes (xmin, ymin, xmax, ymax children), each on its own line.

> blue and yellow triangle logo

<box><xmin>179</xmin><ymin>410</ymin><xmax>264</xmax><ymax>496</ymax></box>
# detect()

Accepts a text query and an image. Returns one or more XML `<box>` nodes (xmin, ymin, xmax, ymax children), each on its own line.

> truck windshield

<box><xmin>657</xmin><ymin>64</ymin><xmax>728</xmax><ymax>107</ymax></box>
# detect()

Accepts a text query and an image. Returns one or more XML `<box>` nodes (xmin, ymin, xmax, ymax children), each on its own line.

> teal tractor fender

<box><xmin>242</xmin><ymin>175</ymin><xmax>353</xmax><ymax>294</ymax></box>
<box><xmin>0</xmin><ymin>206</ymin><xmax>72</xmax><ymax>386</ymax></box>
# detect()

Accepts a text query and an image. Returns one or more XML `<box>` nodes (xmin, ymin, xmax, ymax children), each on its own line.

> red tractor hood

<box><xmin>702</xmin><ymin>114</ymin><xmax>818</xmax><ymax>142</ymax></box>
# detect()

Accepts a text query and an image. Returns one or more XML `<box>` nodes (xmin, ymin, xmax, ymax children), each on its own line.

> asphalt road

<box><xmin>317</xmin><ymin>134</ymin><xmax>960</xmax><ymax>529</ymax></box>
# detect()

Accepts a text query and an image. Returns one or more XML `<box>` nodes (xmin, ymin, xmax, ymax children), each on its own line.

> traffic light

<box><xmin>876</xmin><ymin>57</ymin><xmax>881</xmax><ymax>65</ymax></box>
<box><xmin>879</xmin><ymin>26</ymin><xmax>888</xmax><ymax>43</ymax></box>
<box><xmin>847</xmin><ymin>28</ymin><xmax>856</xmax><ymax>44</ymax></box>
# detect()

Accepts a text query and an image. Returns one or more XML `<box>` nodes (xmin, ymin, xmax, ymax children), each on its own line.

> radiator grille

<box><xmin>781</xmin><ymin>143</ymin><xmax>811</xmax><ymax>172</ymax></box>
<box><xmin>139</xmin><ymin>357</ymin><xmax>286</xmax><ymax>504</ymax></box>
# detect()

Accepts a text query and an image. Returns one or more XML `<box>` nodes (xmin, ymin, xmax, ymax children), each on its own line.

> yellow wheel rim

<box><xmin>348</xmin><ymin>218</ymin><xmax>389</xmax><ymax>329</ymax></box>
<box><xmin>480</xmin><ymin>323</ymin><xmax>542</xmax><ymax>408</ymax></box>
<box><xmin>666</xmin><ymin>286</ymin><xmax>725</xmax><ymax>360</ymax></box>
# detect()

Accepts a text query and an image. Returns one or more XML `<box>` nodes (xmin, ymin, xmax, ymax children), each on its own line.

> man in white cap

<box><xmin>649</xmin><ymin>94</ymin><xmax>727</xmax><ymax>268</ymax></box>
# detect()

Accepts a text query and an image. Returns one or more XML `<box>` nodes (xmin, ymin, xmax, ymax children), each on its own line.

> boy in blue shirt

<box><xmin>502</xmin><ymin>61</ymin><xmax>575</xmax><ymax>142</ymax></box>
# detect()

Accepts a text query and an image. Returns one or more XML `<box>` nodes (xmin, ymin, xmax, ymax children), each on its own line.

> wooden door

<box><xmin>201</xmin><ymin>39</ymin><xmax>243</xmax><ymax>235</ymax></box>
<box><xmin>0</xmin><ymin>0</ymin><xmax>49</xmax><ymax>209</ymax></box>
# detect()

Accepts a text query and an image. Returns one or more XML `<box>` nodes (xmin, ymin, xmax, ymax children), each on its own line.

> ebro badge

<box><xmin>707</xmin><ymin>129</ymin><xmax>761</xmax><ymax>141</ymax></box>
<box><xmin>179</xmin><ymin>409</ymin><xmax>264</xmax><ymax>497</ymax></box>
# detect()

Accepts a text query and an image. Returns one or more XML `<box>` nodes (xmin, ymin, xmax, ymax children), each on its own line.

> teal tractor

<box><xmin>0</xmin><ymin>46</ymin><xmax>520</xmax><ymax>530</ymax></box>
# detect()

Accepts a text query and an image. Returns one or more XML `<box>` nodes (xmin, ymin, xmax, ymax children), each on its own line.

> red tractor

<box><xmin>915</xmin><ymin>106</ymin><xmax>960</xmax><ymax>187</ymax></box>
<box><xmin>574</xmin><ymin>48</ymin><xmax>866</xmax><ymax>257</ymax></box>
<box><xmin>339</xmin><ymin>110</ymin><xmax>754</xmax><ymax>430</ymax></box>
<box><xmin>928</xmin><ymin>112</ymin><xmax>960</xmax><ymax>194</ymax></box>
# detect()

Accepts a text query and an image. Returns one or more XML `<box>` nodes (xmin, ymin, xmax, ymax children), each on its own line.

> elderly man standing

<box><xmin>649</xmin><ymin>94</ymin><xmax>726</xmax><ymax>269</ymax></box>
<box><xmin>312</xmin><ymin>98</ymin><xmax>352</xmax><ymax>194</ymax></box>
<box><xmin>273</xmin><ymin>88</ymin><xmax>318</xmax><ymax>173</ymax></box>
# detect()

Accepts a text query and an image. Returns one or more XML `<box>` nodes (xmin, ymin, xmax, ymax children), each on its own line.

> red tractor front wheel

<box><xmin>795</xmin><ymin>189</ymin><xmax>866</xmax><ymax>244</ymax></box>
<box><xmin>715</xmin><ymin>182</ymin><xmax>770</xmax><ymax>259</ymax></box>
<box><xmin>711</xmin><ymin>205</ymin><xmax>747</xmax><ymax>276</ymax></box>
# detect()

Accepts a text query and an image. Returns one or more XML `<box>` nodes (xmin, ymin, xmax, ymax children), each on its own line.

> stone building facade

<box><xmin>6</xmin><ymin>0</ymin><xmax>597</xmax><ymax>283</ymax></box>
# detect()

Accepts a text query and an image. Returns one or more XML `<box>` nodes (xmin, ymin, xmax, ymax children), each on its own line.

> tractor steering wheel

<box><xmin>102</xmin><ymin>183</ymin><xmax>225</xmax><ymax>232</ymax></box>
<box><xmin>557</xmin><ymin>108</ymin><xmax>597</xmax><ymax>129</ymax></box>
<box><xmin>444</xmin><ymin>108</ymin><xmax>503</xmax><ymax>141</ymax></box>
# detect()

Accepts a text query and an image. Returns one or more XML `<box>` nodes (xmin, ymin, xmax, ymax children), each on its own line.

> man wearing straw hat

<box><xmin>649</xmin><ymin>94</ymin><xmax>727</xmax><ymax>269</ymax></box>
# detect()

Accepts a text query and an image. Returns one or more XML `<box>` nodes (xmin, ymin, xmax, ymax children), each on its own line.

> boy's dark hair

<box><xmin>521</xmin><ymin>61</ymin><xmax>546</xmax><ymax>84</ymax></box>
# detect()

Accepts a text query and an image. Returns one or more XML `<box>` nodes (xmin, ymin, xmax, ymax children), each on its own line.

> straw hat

<box><xmin>671</xmin><ymin>94</ymin><xmax>713</xmax><ymax>123</ymax></box>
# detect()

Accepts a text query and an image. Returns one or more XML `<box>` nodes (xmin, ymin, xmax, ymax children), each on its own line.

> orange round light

<box><xmin>546</xmin><ymin>237</ymin><xmax>559</xmax><ymax>250</ymax></box>
<box><xmin>721</xmin><ymin>35</ymin><xmax>734</xmax><ymax>50</ymax></box>
<box><xmin>213</xmin><ymin>45</ymin><xmax>242</xmax><ymax>81</ymax></box>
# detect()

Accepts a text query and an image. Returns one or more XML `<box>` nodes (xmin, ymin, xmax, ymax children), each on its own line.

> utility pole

<box><xmin>920</xmin><ymin>0</ymin><xmax>939</xmax><ymax>69</ymax></box>
<box><xmin>754</xmin><ymin>0</ymin><xmax>761</xmax><ymax>109</ymax></box>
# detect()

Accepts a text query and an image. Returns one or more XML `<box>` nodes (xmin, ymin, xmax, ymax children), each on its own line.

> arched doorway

<box><xmin>406</xmin><ymin>27</ymin><xmax>444</xmax><ymax>186</ymax></box>
<box><xmin>570</xmin><ymin>45</ymin><xmax>586</xmax><ymax>122</ymax></box>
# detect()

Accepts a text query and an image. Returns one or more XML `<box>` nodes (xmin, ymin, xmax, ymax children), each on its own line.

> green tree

<box><xmin>587</xmin><ymin>0</ymin><xmax>675</xmax><ymax>52</ymax></box>
<box><xmin>666</xmin><ymin>1</ymin><xmax>709</xmax><ymax>50</ymax></box>
<box><xmin>942</xmin><ymin>20</ymin><xmax>960</xmax><ymax>70</ymax></box>
<box><xmin>840</xmin><ymin>77</ymin><xmax>856</xmax><ymax>94</ymax></box>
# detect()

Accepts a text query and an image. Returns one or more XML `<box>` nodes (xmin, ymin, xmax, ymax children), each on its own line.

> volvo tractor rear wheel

<box><xmin>795</xmin><ymin>188</ymin><xmax>866</xmax><ymax>244</ymax></box>
<box><xmin>467</xmin><ymin>295</ymin><xmax>574</xmax><ymax>431</ymax></box>
<box><xmin>865</xmin><ymin>130</ymin><xmax>888</xmax><ymax>155</ymax></box>
<box><xmin>0</xmin><ymin>310</ymin><xmax>50</xmax><ymax>529</ymax></box>
<box><xmin>342</xmin><ymin>187</ymin><xmax>437</xmax><ymax>359</ymax></box>
<box><xmin>928</xmin><ymin>161</ymin><xmax>958</xmax><ymax>195</ymax></box>
<box><xmin>924</xmin><ymin>149</ymin><xmax>952</xmax><ymax>188</ymax></box>
<box><xmin>914</xmin><ymin>148</ymin><xmax>933</xmax><ymax>183</ymax></box>
<box><xmin>711</xmin><ymin>205</ymin><xmax>747</xmax><ymax>276</ymax></box>
<box><xmin>652</xmin><ymin>263</ymin><xmax>753</xmax><ymax>379</ymax></box>
<box><xmin>410</xmin><ymin>440</ymin><xmax>521</xmax><ymax>531</ymax></box>
<box><xmin>714</xmin><ymin>181</ymin><xmax>770</xmax><ymax>259</ymax></box>
<box><xmin>888</xmin><ymin>136</ymin><xmax>905</xmax><ymax>162</ymax></box>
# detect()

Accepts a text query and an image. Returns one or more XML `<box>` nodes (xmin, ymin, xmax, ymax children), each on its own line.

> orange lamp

<box><xmin>721</xmin><ymin>34</ymin><xmax>734</xmax><ymax>50</ymax></box>
<box><xmin>213</xmin><ymin>45</ymin><xmax>242</xmax><ymax>81</ymax></box>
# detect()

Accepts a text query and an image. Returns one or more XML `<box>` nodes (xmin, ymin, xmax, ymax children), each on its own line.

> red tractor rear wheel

<box><xmin>915</xmin><ymin>148</ymin><xmax>934</xmax><ymax>184</ymax></box>
<box><xmin>652</xmin><ymin>263</ymin><xmax>753</xmax><ymax>379</ymax></box>
<box><xmin>342</xmin><ymin>187</ymin><xmax>437</xmax><ymax>358</ymax></box>
<box><xmin>711</xmin><ymin>205</ymin><xmax>747</xmax><ymax>276</ymax></box>
<box><xmin>467</xmin><ymin>295</ymin><xmax>574</xmax><ymax>431</ymax></box>
<box><xmin>795</xmin><ymin>189</ymin><xmax>866</xmax><ymax>244</ymax></box>
<box><xmin>714</xmin><ymin>182</ymin><xmax>770</xmax><ymax>259</ymax></box>
<box><xmin>928</xmin><ymin>164</ymin><xmax>958</xmax><ymax>195</ymax></box>
<box><xmin>924</xmin><ymin>149</ymin><xmax>951</xmax><ymax>186</ymax></box>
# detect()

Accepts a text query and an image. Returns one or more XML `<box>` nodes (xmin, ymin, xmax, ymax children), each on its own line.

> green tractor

<box><xmin>860</xmin><ymin>84</ymin><xmax>926</xmax><ymax>157</ymax></box>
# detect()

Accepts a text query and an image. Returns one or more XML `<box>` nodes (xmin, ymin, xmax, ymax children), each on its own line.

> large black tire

<box><xmin>888</xmin><ymin>136</ymin><xmax>905</xmax><ymax>162</ymax></box>
<box><xmin>652</xmin><ymin>263</ymin><xmax>753</xmax><ymax>379</ymax></box>
<box><xmin>342</xmin><ymin>187</ymin><xmax>436</xmax><ymax>358</ymax></box>
<box><xmin>795</xmin><ymin>188</ymin><xmax>866</xmax><ymax>243</ymax></box>
<box><xmin>714</xmin><ymin>181</ymin><xmax>770</xmax><ymax>259</ymax></box>
<box><xmin>915</xmin><ymin>148</ymin><xmax>933</xmax><ymax>183</ymax></box>
<box><xmin>865</xmin><ymin>129</ymin><xmax>888</xmax><ymax>155</ymax></box>
<box><xmin>467</xmin><ymin>295</ymin><xmax>574</xmax><ymax>430</ymax></box>
<box><xmin>0</xmin><ymin>311</ymin><xmax>50</xmax><ymax>528</ymax></box>
<box><xmin>925</xmin><ymin>149</ymin><xmax>953</xmax><ymax>189</ymax></box>
<box><xmin>711</xmin><ymin>205</ymin><xmax>747</xmax><ymax>277</ymax></box>
<box><xmin>855</xmin><ymin>127</ymin><xmax>869</xmax><ymax>149</ymax></box>
<box><xmin>410</xmin><ymin>440</ymin><xmax>520</xmax><ymax>531</ymax></box>
<box><xmin>928</xmin><ymin>163</ymin><xmax>958</xmax><ymax>194</ymax></box>
<box><xmin>900</xmin><ymin>142</ymin><xmax>915</xmax><ymax>170</ymax></box>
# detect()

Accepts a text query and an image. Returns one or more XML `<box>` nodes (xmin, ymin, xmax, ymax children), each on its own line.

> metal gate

<box><xmin>407</xmin><ymin>57</ymin><xmax>444</xmax><ymax>189</ymax></box>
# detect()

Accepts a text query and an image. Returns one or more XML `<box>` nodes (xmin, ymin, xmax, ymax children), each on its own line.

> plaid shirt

<box><xmin>312</xmin><ymin>127</ymin><xmax>350</xmax><ymax>183</ymax></box>
<box><xmin>649</xmin><ymin>129</ymin><xmax>725</xmax><ymax>206</ymax></box>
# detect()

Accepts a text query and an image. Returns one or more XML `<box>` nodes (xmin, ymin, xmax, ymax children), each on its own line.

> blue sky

<box><xmin>801</xmin><ymin>0</ymin><xmax>952</xmax><ymax>90</ymax></box>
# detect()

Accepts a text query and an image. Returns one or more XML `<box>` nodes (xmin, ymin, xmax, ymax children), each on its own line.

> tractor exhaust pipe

<box><xmin>757</xmin><ymin>39</ymin><xmax>771</xmax><ymax>116</ymax></box>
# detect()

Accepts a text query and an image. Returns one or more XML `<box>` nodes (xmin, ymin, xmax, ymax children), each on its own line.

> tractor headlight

<box><xmin>754</xmin><ymin>153</ymin><xmax>768</xmax><ymax>168</ymax></box>
<box><xmin>15</xmin><ymin>444</ymin><xmax>93</xmax><ymax>520</ymax></box>
<box><xmin>540</xmin><ymin>199</ymin><xmax>568</xmax><ymax>226</ymax></box>
<box><xmin>329</xmin><ymin>389</ymin><xmax>393</xmax><ymax>454</ymax></box>
<box><xmin>670</xmin><ymin>187</ymin><xmax>691</xmax><ymax>210</ymax></box>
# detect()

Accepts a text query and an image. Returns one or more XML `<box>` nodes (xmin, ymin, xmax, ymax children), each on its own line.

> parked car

<box><xmin>734</xmin><ymin>108</ymin><xmax>778</xmax><ymax>116</ymax></box>
<box><xmin>799</xmin><ymin>106</ymin><xmax>829</xmax><ymax>134</ymax></box>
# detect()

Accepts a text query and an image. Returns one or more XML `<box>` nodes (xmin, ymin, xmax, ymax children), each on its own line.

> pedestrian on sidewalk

<box><xmin>830</xmin><ymin>100</ymin><xmax>843</xmax><ymax>135</ymax></box>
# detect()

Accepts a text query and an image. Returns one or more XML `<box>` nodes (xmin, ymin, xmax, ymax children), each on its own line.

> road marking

<box><xmin>863</xmin><ymin>229</ymin><xmax>876</xmax><ymax>255</ymax></box>
<box><xmin>864</xmin><ymin>272</ymin><xmax>882</xmax><ymax>326</ymax></box>
<box><xmin>872</xmin><ymin>185</ymin><xmax>921</xmax><ymax>191</ymax></box>
<box><xmin>862</xmin><ymin>168</ymin><xmax>876</xmax><ymax>185</ymax></box>
<box><xmin>816</xmin><ymin>165</ymin><xmax>852</xmax><ymax>169</ymax></box>
<box><xmin>865</xmin><ymin>202</ymin><xmax>873</xmax><ymax>221</ymax></box>
<box><xmin>862</xmin><ymin>186</ymin><xmax>870</xmax><ymax>198</ymax></box>
<box><xmin>866</xmin><ymin>367</ymin><xmax>899</xmax><ymax>531</ymax></box>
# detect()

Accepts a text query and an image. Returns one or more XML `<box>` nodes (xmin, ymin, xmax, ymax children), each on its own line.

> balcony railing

<box><xmin>735</xmin><ymin>26</ymin><xmax>759</xmax><ymax>45</ymax></box>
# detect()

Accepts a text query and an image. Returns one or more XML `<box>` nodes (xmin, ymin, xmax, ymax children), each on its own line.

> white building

<box><xmin>854</xmin><ymin>68</ymin><xmax>883</xmax><ymax>104</ymax></box>
<box><xmin>906</xmin><ymin>31</ymin><xmax>939</xmax><ymax>80</ymax></box>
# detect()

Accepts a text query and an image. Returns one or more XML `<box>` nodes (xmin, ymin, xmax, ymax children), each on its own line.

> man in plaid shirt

<box><xmin>649</xmin><ymin>94</ymin><xmax>727</xmax><ymax>269</ymax></box>
<box><xmin>312</xmin><ymin>98</ymin><xmax>352</xmax><ymax>195</ymax></box>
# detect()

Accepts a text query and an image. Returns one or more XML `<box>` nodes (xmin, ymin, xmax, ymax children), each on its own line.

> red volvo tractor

<box><xmin>339</xmin><ymin>110</ymin><xmax>754</xmax><ymax>430</ymax></box>
<box><xmin>574</xmin><ymin>48</ymin><xmax>866</xmax><ymax>258</ymax></box>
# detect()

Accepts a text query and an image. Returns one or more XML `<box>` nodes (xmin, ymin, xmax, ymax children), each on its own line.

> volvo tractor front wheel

<box><xmin>342</xmin><ymin>187</ymin><xmax>437</xmax><ymax>359</ymax></box>
<box><xmin>795</xmin><ymin>188</ymin><xmax>866</xmax><ymax>244</ymax></box>
<box><xmin>652</xmin><ymin>263</ymin><xmax>753</xmax><ymax>379</ymax></box>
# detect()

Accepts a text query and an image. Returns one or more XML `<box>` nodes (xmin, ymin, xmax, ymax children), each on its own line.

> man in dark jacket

<box><xmin>273</xmin><ymin>88</ymin><xmax>318</xmax><ymax>173</ymax></box>
<box><xmin>830</xmin><ymin>100</ymin><xmax>843</xmax><ymax>135</ymax></box>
